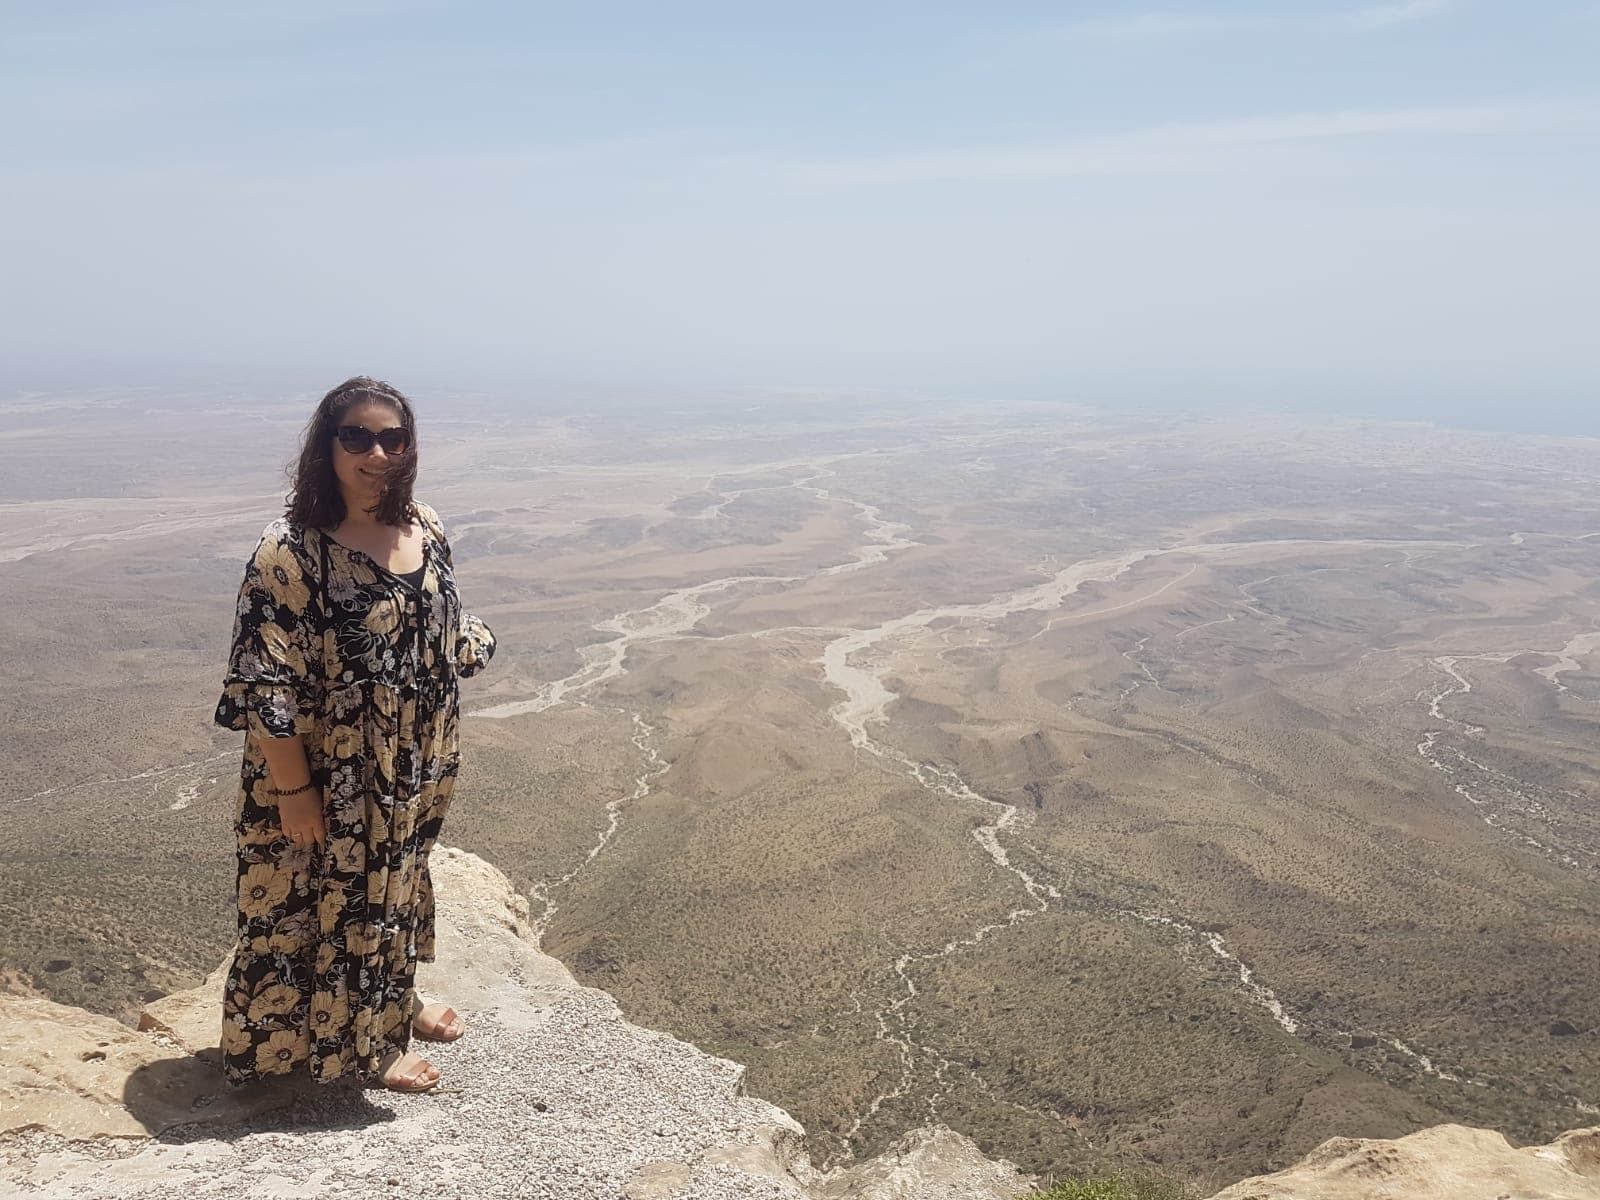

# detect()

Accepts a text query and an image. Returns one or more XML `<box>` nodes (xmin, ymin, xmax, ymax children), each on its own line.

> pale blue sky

<box><xmin>4</xmin><ymin>2</ymin><xmax>1597</xmax><ymax>429</ymax></box>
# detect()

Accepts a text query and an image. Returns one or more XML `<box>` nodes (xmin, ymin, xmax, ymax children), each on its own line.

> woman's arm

<box><xmin>217</xmin><ymin>521</ymin><xmax>327</xmax><ymax>847</ymax></box>
<box><xmin>417</xmin><ymin>502</ymin><xmax>497</xmax><ymax>676</ymax></box>
<box><xmin>252</xmin><ymin>731</ymin><xmax>325</xmax><ymax>848</ymax></box>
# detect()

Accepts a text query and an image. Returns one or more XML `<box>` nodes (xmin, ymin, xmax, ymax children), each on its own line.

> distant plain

<box><xmin>2</xmin><ymin>388</ymin><xmax>1597</xmax><ymax>1189</ymax></box>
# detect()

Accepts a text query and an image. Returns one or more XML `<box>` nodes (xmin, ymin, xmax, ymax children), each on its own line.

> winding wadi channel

<box><xmin>465</xmin><ymin>465</ymin><xmax>1582</xmax><ymax>1144</ymax></box>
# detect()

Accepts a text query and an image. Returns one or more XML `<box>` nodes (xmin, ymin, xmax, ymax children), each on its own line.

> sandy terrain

<box><xmin>2</xmin><ymin>387</ymin><xmax>1597</xmax><ymax>1189</ymax></box>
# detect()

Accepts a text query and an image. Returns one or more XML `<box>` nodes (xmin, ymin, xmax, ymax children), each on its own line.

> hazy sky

<box><xmin>4</xmin><ymin>2</ymin><xmax>1597</xmax><ymax>427</ymax></box>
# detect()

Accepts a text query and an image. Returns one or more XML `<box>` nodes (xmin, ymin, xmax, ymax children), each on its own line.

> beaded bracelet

<box><xmin>267</xmin><ymin>780</ymin><xmax>316</xmax><ymax>798</ymax></box>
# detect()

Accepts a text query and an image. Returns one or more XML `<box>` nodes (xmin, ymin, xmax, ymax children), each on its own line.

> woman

<box><xmin>215</xmin><ymin>377</ymin><xmax>496</xmax><ymax>1093</ymax></box>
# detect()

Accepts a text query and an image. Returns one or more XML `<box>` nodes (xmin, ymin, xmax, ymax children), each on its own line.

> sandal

<box><xmin>413</xmin><ymin>1001</ymin><xmax>465</xmax><ymax>1043</ymax></box>
<box><xmin>378</xmin><ymin>1049</ymin><xmax>441</xmax><ymax>1093</ymax></box>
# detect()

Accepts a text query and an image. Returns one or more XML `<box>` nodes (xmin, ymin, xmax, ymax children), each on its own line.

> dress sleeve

<box><xmin>214</xmin><ymin>522</ymin><xmax>323</xmax><ymax>739</ymax></box>
<box><xmin>419</xmin><ymin>502</ymin><xmax>497</xmax><ymax>678</ymax></box>
<box><xmin>456</xmin><ymin>609</ymin><xmax>498</xmax><ymax>678</ymax></box>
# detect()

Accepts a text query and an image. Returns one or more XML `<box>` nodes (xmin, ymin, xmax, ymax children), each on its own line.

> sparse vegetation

<box><xmin>6</xmin><ymin>394</ymin><xmax>1600</xmax><ymax>1192</ymax></box>
<box><xmin>1027</xmin><ymin>1171</ymin><xmax>1195</xmax><ymax>1200</ymax></box>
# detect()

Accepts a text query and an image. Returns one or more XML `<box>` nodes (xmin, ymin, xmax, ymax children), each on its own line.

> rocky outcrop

<box><xmin>4</xmin><ymin>847</ymin><xmax>1597</xmax><ymax>1200</ymax></box>
<box><xmin>0</xmin><ymin>984</ymin><xmax>288</xmax><ymax>1141</ymax></box>
<box><xmin>0</xmin><ymin>847</ymin><xmax>1028</xmax><ymax>1200</ymax></box>
<box><xmin>1209</xmin><ymin>1122</ymin><xmax>1600</xmax><ymax>1200</ymax></box>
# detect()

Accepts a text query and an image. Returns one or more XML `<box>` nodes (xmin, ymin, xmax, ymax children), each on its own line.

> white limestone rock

<box><xmin>0</xmin><ymin>846</ymin><xmax>1030</xmax><ymax>1200</ymax></box>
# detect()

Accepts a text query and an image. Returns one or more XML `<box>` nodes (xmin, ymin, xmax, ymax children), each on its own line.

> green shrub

<box><xmin>1027</xmin><ymin>1171</ymin><xmax>1194</xmax><ymax>1200</ymax></box>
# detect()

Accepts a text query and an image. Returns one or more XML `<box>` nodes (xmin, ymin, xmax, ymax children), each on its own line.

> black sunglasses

<box><xmin>336</xmin><ymin>424</ymin><xmax>411</xmax><ymax>455</ymax></box>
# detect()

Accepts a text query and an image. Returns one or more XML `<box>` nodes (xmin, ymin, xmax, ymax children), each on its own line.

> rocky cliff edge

<box><xmin>2</xmin><ymin>847</ymin><xmax>1597</xmax><ymax>1200</ymax></box>
<box><xmin>0</xmin><ymin>847</ymin><xmax>1028</xmax><ymax>1200</ymax></box>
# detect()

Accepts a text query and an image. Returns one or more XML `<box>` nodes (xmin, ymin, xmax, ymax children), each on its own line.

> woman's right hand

<box><xmin>278</xmin><ymin>786</ymin><xmax>327</xmax><ymax>849</ymax></box>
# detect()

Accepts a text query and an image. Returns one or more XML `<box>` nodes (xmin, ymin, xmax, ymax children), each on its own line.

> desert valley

<box><xmin>2</xmin><ymin>386</ymin><xmax>1596</xmax><ymax>1190</ymax></box>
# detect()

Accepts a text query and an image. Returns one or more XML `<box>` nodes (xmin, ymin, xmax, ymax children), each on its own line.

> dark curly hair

<box><xmin>286</xmin><ymin>376</ymin><xmax>419</xmax><ymax>530</ymax></box>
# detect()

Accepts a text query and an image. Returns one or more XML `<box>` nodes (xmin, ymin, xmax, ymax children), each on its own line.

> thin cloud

<box><xmin>1053</xmin><ymin>11</ymin><xmax>1270</xmax><ymax>38</ymax></box>
<box><xmin>785</xmin><ymin>101</ymin><xmax>1597</xmax><ymax>188</ymax></box>
<box><xmin>1026</xmin><ymin>2</ymin><xmax>1449</xmax><ymax>41</ymax></box>
<box><xmin>1342</xmin><ymin>0</ymin><xmax>1451</xmax><ymax>28</ymax></box>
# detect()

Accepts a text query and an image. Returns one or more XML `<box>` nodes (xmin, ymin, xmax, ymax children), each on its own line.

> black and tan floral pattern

<box><xmin>215</xmin><ymin>500</ymin><xmax>495</xmax><ymax>1085</ymax></box>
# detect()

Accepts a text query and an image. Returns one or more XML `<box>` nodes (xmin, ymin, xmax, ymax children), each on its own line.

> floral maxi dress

<box><xmin>214</xmin><ymin>500</ymin><xmax>495</xmax><ymax>1084</ymax></box>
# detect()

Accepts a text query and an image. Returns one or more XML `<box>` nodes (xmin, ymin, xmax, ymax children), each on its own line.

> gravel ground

<box><xmin>1</xmin><ymin>849</ymin><xmax>1028</xmax><ymax>1200</ymax></box>
<box><xmin>2</xmin><ymin>992</ymin><xmax>813</xmax><ymax>1200</ymax></box>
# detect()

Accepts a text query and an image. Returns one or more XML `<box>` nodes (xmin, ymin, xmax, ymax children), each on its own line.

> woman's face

<box><xmin>330</xmin><ymin>399</ymin><xmax>408</xmax><ymax>513</ymax></box>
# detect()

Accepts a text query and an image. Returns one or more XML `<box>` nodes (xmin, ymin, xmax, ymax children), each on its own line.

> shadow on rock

<box><xmin>123</xmin><ymin>1048</ymin><xmax>399</xmax><ymax>1141</ymax></box>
